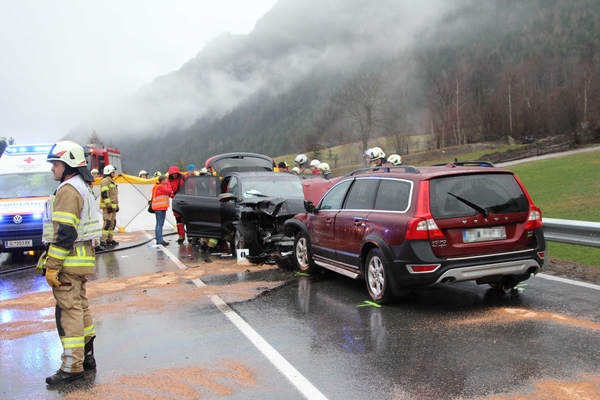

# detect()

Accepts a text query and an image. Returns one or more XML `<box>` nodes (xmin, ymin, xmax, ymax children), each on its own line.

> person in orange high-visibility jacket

<box><xmin>36</xmin><ymin>141</ymin><xmax>102</xmax><ymax>385</ymax></box>
<box><xmin>167</xmin><ymin>166</ymin><xmax>187</xmax><ymax>243</ymax></box>
<box><xmin>151</xmin><ymin>175</ymin><xmax>172</xmax><ymax>246</ymax></box>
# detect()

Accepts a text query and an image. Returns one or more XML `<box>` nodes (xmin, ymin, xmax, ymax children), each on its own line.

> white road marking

<box><xmin>148</xmin><ymin>233</ymin><xmax>328</xmax><ymax>400</ymax></box>
<box><xmin>537</xmin><ymin>273</ymin><xmax>600</xmax><ymax>291</ymax></box>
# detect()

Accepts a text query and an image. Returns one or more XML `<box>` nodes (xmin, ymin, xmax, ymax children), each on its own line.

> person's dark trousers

<box><xmin>155</xmin><ymin>210</ymin><xmax>166</xmax><ymax>243</ymax></box>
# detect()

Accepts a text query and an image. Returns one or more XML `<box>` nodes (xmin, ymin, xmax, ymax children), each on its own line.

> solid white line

<box><xmin>208</xmin><ymin>294</ymin><xmax>328</xmax><ymax>400</ymax></box>
<box><xmin>537</xmin><ymin>273</ymin><xmax>600</xmax><ymax>291</ymax></box>
<box><xmin>143</xmin><ymin>232</ymin><xmax>189</xmax><ymax>270</ymax></box>
<box><xmin>152</xmin><ymin>236</ymin><xmax>327</xmax><ymax>400</ymax></box>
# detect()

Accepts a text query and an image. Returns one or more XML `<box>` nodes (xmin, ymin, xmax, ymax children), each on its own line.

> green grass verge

<box><xmin>505</xmin><ymin>149</ymin><xmax>600</xmax><ymax>268</ymax></box>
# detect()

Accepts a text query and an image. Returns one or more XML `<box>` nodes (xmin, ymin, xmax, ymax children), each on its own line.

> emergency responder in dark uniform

<box><xmin>37</xmin><ymin>140</ymin><xmax>102</xmax><ymax>384</ymax></box>
<box><xmin>100</xmin><ymin>165</ymin><xmax>119</xmax><ymax>246</ymax></box>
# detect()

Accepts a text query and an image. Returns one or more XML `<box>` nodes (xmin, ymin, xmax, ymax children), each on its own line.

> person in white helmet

<box><xmin>37</xmin><ymin>140</ymin><xmax>102</xmax><ymax>385</ymax></box>
<box><xmin>90</xmin><ymin>168</ymin><xmax>100</xmax><ymax>179</ymax></box>
<box><xmin>368</xmin><ymin>147</ymin><xmax>386</xmax><ymax>168</ymax></box>
<box><xmin>138</xmin><ymin>170</ymin><xmax>149</xmax><ymax>179</ymax></box>
<box><xmin>294</xmin><ymin>154</ymin><xmax>312</xmax><ymax>175</ymax></box>
<box><xmin>310</xmin><ymin>159</ymin><xmax>321</xmax><ymax>174</ymax></box>
<box><xmin>317</xmin><ymin>162</ymin><xmax>333</xmax><ymax>179</ymax></box>
<box><xmin>387</xmin><ymin>154</ymin><xmax>403</xmax><ymax>166</ymax></box>
<box><xmin>100</xmin><ymin>165</ymin><xmax>119</xmax><ymax>247</ymax></box>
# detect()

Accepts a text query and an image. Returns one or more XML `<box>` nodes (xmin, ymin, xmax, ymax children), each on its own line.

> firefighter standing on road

<box><xmin>100</xmin><ymin>165</ymin><xmax>119</xmax><ymax>247</ymax></box>
<box><xmin>37</xmin><ymin>140</ymin><xmax>102</xmax><ymax>385</ymax></box>
<box><xmin>167</xmin><ymin>166</ymin><xmax>187</xmax><ymax>244</ymax></box>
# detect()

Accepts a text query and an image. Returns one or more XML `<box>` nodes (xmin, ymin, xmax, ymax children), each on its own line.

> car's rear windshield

<box><xmin>0</xmin><ymin>172</ymin><xmax>57</xmax><ymax>198</ymax></box>
<box><xmin>242</xmin><ymin>175</ymin><xmax>304</xmax><ymax>198</ymax></box>
<box><xmin>429</xmin><ymin>173</ymin><xmax>529</xmax><ymax>219</ymax></box>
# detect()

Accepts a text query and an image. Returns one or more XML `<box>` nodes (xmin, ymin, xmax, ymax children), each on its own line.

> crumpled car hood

<box><xmin>240</xmin><ymin>197</ymin><xmax>305</xmax><ymax>217</ymax></box>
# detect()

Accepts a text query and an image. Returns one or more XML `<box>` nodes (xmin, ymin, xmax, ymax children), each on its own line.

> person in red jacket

<box><xmin>152</xmin><ymin>175</ymin><xmax>172</xmax><ymax>246</ymax></box>
<box><xmin>167</xmin><ymin>166</ymin><xmax>187</xmax><ymax>243</ymax></box>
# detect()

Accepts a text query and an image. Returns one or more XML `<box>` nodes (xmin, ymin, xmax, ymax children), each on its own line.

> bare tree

<box><xmin>88</xmin><ymin>130</ymin><xmax>104</xmax><ymax>146</ymax></box>
<box><xmin>331</xmin><ymin>70</ymin><xmax>387</xmax><ymax>151</ymax></box>
<box><xmin>381</xmin><ymin>89</ymin><xmax>411</xmax><ymax>155</ymax></box>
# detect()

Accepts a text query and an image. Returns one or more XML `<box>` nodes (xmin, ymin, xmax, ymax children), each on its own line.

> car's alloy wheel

<box><xmin>365</xmin><ymin>248</ymin><xmax>392</xmax><ymax>304</ymax></box>
<box><xmin>293</xmin><ymin>231</ymin><xmax>318</xmax><ymax>273</ymax></box>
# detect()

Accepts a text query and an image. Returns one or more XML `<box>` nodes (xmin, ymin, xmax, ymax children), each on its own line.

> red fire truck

<box><xmin>84</xmin><ymin>144</ymin><xmax>123</xmax><ymax>174</ymax></box>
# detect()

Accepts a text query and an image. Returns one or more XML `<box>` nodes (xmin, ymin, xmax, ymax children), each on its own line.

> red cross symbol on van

<box><xmin>24</xmin><ymin>157</ymin><xmax>35</xmax><ymax>163</ymax></box>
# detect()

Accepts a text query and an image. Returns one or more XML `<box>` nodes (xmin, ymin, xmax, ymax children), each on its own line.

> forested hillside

<box><xmin>65</xmin><ymin>0</ymin><xmax>600</xmax><ymax>174</ymax></box>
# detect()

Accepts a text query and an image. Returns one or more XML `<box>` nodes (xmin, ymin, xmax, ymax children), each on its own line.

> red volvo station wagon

<box><xmin>283</xmin><ymin>164</ymin><xmax>547</xmax><ymax>303</ymax></box>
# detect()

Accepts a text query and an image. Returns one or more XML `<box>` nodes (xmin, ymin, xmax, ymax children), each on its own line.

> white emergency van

<box><xmin>0</xmin><ymin>144</ymin><xmax>57</xmax><ymax>256</ymax></box>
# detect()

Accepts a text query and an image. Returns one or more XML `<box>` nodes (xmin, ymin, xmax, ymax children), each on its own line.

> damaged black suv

<box><xmin>173</xmin><ymin>168</ymin><xmax>305</xmax><ymax>261</ymax></box>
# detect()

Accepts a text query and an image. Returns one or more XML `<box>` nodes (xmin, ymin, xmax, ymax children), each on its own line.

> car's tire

<box><xmin>293</xmin><ymin>231</ymin><xmax>319</xmax><ymax>273</ymax></box>
<box><xmin>231</xmin><ymin>229</ymin><xmax>261</xmax><ymax>261</ymax></box>
<box><xmin>365</xmin><ymin>247</ymin><xmax>393</xmax><ymax>304</ymax></box>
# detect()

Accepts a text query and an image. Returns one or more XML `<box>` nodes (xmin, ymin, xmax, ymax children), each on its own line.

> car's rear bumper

<box><xmin>432</xmin><ymin>259</ymin><xmax>541</xmax><ymax>284</ymax></box>
<box><xmin>387</xmin><ymin>229</ymin><xmax>546</xmax><ymax>290</ymax></box>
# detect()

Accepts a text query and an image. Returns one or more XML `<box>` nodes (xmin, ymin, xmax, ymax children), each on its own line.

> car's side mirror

<box><xmin>304</xmin><ymin>200</ymin><xmax>316</xmax><ymax>214</ymax></box>
<box><xmin>218</xmin><ymin>193</ymin><xmax>236</xmax><ymax>203</ymax></box>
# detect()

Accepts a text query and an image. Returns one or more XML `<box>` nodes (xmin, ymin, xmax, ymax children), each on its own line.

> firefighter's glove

<box><xmin>116</xmin><ymin>205</ymin><xmax>119</xmax><ymax>213</ymax></box>
<box><xmin>45</xmin><ymin>268</ymin><xmax>61</xmax><ymax>288</ymax></box>
<box><xmin>107</xmin><ymin>206</ymin><xmax>114</xmax><ymax>213</ymax></box>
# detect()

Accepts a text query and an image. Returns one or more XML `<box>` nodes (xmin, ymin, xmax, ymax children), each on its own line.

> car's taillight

<box><xmin>406</xmin><ymin>217</ymin><xmax>445</xmax><ymax>240</ymax></box>
<box><xmin>538</xmin><ymin>251</ymin><xmax>545</xmax><ymax>259</ymax></box>
<box><xmin>525</xmin><ymin>206</ymin><xmax>543</xmax><ymax>230</ymax></box>
<box><xmin>407</xmin><ymin>264</ymin><xmax>441</xmax><ymax>273</ymax></box>
<box><xmin>405</xmin><ymin>180</ymin><xmax>446</xmax><ymax>241</ymax></box>
<box><xmin>514</xmin><ymin>175</ymin><xmax>543</xmax><ymax>231</ymax></box>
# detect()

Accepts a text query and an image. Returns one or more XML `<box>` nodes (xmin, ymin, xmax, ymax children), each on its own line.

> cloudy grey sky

<box><xmin>0</xmin><ymin>0</ymin><xmax>278</xmax><ymax>144</ymax></box>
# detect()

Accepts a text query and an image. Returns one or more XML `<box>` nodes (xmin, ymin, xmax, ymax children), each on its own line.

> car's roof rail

<box><xmin>346</xmin><ymin>165</ymin><xmax>420</xmax><ymax>176</ymax></box>
<box><xmin>431</xmin><ymin>161</ymin><xmax>496</xmax><ymax>168</ymax></box>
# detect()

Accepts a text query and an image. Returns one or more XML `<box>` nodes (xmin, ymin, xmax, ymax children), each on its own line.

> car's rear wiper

<box><xmin>447</xmin><ymin>192</ymin><xmax>489</xmax><ymax>217</ymax></box>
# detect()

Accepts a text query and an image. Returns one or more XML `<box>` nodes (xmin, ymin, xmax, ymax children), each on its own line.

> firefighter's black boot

<box><xmin>45</xmin><ymin>370</ymin><xmax>84</xmax><ymax>384</ymax></box>
<box><xmin>83</xmin><ymin>336</ymin><xmax>96</xmax><ymax>370</ymax></box>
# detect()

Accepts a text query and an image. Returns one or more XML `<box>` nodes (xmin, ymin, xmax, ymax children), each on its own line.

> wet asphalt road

<box><xmin>1</xmin><ymin>237</ymin><xmax>599</xmax><ymax>399</ymax></box>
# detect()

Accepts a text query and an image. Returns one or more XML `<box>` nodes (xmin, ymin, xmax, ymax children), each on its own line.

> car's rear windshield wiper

<box><xmin>447</xmin><ymin>192</ymin><xmax>489</xmax><ymax>217</ymax></box>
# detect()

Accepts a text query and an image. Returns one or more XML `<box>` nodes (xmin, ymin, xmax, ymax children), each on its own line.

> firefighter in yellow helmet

<box><xmin>37</xmin><ymin>140</ymin><xmax>102</xmax><ymax>384</ymax></box>
<box><xmin>100</xmin><ymin>165</ymin><xmax>119</xmax><ymax>247</ymax></box>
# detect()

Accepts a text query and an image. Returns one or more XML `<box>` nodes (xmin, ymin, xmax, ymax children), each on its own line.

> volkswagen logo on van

<box><xmin>13</xmin><ymin>215</ymin><xmax>23</xmax><ymax>224</ymax></box>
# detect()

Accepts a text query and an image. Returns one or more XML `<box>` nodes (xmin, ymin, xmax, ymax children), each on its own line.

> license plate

<box><xmin>463</xmin><ymin>227</ymin><xmax>506</xmax><ymax>243</ymax></box>
<box><xmin>5</xmin><ymin>239</ymin><xmax>33</xmax><ymax>248</ymax></box>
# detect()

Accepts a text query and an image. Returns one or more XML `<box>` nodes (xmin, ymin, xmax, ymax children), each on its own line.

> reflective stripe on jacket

<box><xmin>42</xmin><ymin>175</ymin><xmax>101</xmax><ymax>274</ymax></box>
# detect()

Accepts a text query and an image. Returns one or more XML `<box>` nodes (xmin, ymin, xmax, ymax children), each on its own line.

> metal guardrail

<box><xmin>543</xmin><ymin>218</ymin><xmax>600</xmax><ymax>248</ymax></box>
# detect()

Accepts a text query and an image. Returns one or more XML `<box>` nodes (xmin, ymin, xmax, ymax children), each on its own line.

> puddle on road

<box><xmin>0</xmin><ymin>260</ymin><xmax>284</xmax><ymax>341</ymax></box>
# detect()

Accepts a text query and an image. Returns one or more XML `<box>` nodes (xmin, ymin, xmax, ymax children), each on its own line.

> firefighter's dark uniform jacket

<box><xmin>38</xmin><ymin>174</ymin><xmax>102</xmax><ymax>373</ymax></box>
